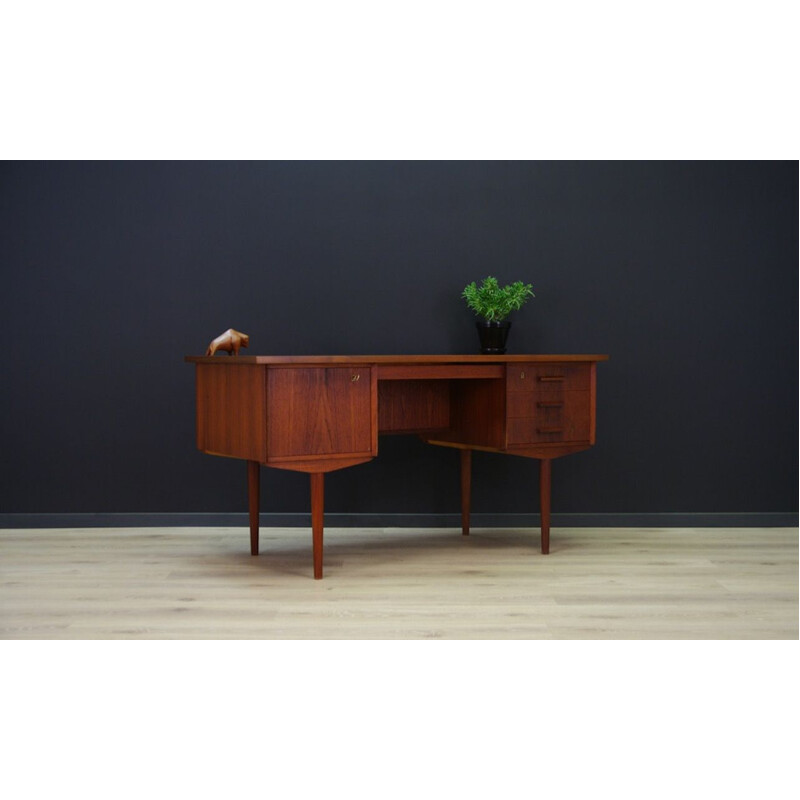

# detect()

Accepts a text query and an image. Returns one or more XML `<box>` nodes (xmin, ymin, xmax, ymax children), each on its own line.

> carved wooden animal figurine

<box><xmin>206</xmin><ymin>329</ymin><xmax>250</xmax><ymax>356</ymax></box>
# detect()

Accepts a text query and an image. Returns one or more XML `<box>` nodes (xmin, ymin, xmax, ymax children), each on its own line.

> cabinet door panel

<box><xmin>268</xmin><ymin>367</ymin><xmax>374</xmax><ymax>459</ymax></box>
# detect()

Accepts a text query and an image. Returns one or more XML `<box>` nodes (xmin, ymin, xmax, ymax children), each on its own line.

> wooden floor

<box><xmin>1</xmin><ymin>526</ymin><xmax>797</xmax><ymax>639</ymax></box>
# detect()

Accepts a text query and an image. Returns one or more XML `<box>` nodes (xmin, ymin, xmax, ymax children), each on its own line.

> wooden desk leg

<box><xmin>311</xmin><ymin>472</ymin><xmax>324</xmax><ymax>579</ymax></box>
<box><xmin>539</xmin><ymin>458</ymin><xmax>551</xmax><ymax>555</ymax></box>
<box><xmin>460</xmin><ymin>449</ymin><xmax>471</xmax><ymax>536</ymax></box>
<box><xmin>248</xmin><ymin>460</ymin><xmax>260</xmax><ymax>556</ymax></box>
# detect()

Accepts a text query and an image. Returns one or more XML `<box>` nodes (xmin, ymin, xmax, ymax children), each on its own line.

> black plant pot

<box><xmin>476</xmin><ymin>320</ymin><xmax>511</xmax><ymax>354</ymax></box>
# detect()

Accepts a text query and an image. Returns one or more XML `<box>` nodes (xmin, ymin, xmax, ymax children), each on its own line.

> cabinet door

<box><xmin>267</xmin><ymin>367</ymin><xmax>375</xmax><ymax>460</ymax></box>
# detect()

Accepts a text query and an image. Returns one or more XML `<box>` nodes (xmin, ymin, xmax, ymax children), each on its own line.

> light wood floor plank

<box><xmin>1</xmin><ymin>527</ymin><xmax>797</xmax><ymax>639</ymax></box>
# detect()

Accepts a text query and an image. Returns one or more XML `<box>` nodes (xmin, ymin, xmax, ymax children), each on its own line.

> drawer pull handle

<box><xmin>537</xmin><ymin>427</ymin><xmax>564</xmax><ymax>434</ymax></box>
<box><xmin>538</xmin><ymin>375</ymin><xmax>565</xmax><ymax>382</ymax></box>
<box><xmin>351</xmin><ymin>374</ymin><xmax>360</xmax><ymax>382</ymax></box>
<box><xmin>537</xmin><ymin>402</ymin><xmax>563</xmax><ymax>409</ymax></box>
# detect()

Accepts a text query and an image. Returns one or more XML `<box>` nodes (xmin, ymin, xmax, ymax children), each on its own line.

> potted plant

<box><xmin>462</xmin><ymin>276</ymin><xmax>535</xmax><ymax>354</ymax></box>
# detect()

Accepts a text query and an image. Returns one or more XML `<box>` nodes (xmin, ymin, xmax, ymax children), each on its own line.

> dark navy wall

<box><xmin>1</xmin><ymin>161</ymin><xmax>797</xmax><ymax>521</ymax></box>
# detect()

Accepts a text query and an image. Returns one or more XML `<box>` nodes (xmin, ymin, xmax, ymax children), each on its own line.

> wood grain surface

<box><xmin>186</xmin><ymin>354</ymin><xmax>610</xmax><ymax>365</ymax></box>
<box><xmin>1</xmin><ymin>527</ymin><xmax>796</xmax><ymax>639</ymax></box>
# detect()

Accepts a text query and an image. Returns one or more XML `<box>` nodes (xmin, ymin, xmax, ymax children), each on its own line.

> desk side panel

<box><xmin>426</xmin><ymin>379</ymin><xmax>506</xmax><ymax>449</ymax></box>
<box><xmin>195</xmin><ymin>364</ymin><xmax>267</xmax><ymax>462</ymax></box>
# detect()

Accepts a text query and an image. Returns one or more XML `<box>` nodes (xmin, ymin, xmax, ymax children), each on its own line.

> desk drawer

<box><xmin>507</xmin><ymin>391</ymin><xmax>591</xmax><ymax>444</ymax></box>
<box><xmin>506</xmin><ymin>363</ymin><xmax>591</xmax><ymax>393</ymax></box>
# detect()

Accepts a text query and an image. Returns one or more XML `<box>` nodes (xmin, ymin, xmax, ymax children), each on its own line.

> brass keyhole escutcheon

<box><xmin>520</xmin><ymin>371</ymin><xmax>525</xmax><ymax>379</ymax></box>
<box><xmin>351</xmin><ymin>374</ymin><xmax>360</xmax><ymax>382</ymax></box>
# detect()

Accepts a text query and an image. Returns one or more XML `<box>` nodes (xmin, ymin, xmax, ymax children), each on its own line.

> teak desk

<box><xmin>185</xmin><ymin>354</ymin><xmax>608</xmax><ymax>578</ymax></box>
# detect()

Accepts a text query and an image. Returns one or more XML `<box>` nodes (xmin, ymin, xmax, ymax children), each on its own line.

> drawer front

<box><xmin>507</xmin><ymin>392</ymin><xmax>575</xmax><ymax>419</ymax></box>
<box><xmin>506</xmin><ymin>391</ymin><xmax>591</xmax><ymax>445</ymax></box>
<box><xmin>506</xmin><ymin>363</ymin><xmax>591</xmax><ymax>394</ymax></box>
<box><xmin>267</xmin><ymin>367</ymin><xmax>374</xmax><ymax>459</ymax></box>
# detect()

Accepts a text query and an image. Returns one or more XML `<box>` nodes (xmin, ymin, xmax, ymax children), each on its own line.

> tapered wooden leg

<box><xmin>539</xmin><ymin>458</ymin><xmax>551</xmax><ymax>555</ymax></box>
<box><xmin>248</xmin><ymin>460</ymin><xmax>260</xmax><ymax>556</ymax></box>
<box><xmin>460</xmin><ymin>449</ymin><xmax>472</xmax><ymax>536</ymax></box>
<box><xmin>311</xmin><ymin>472</ymin><xmax>324</xmax><ymax>579</ymax></box>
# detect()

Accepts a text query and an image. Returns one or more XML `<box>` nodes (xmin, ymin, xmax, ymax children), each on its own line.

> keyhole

<box><xmin>520</xmin><ymin>371</ymin><xmax>525</xmax><ymax>379</ymax></box>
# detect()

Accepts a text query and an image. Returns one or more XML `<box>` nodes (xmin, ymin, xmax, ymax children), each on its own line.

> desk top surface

<box><xmin>186</xmin><ymin>354</ymin><xmax>609</xmax><ymax>365</ymax></box>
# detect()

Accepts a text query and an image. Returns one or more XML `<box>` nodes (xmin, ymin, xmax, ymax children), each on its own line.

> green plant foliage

<box><xmin>461</xmin><ymin>276</ymin><xmax>535</xmax><ymax>322</ymax></box>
